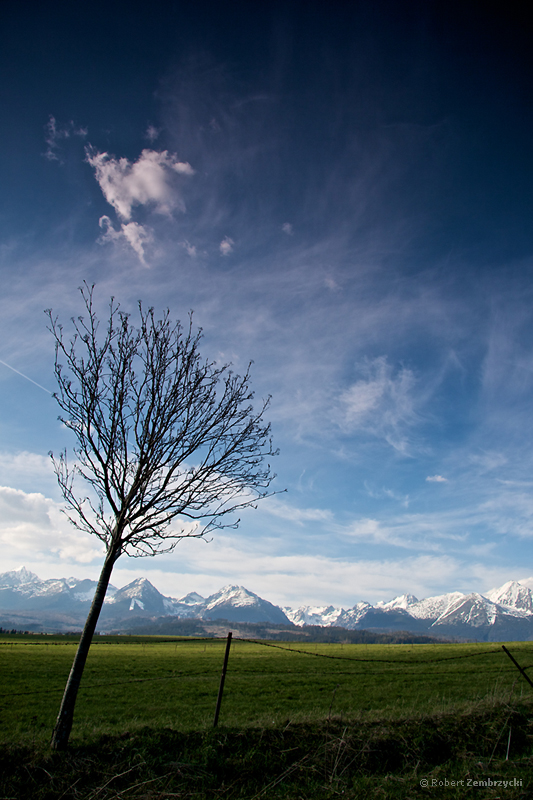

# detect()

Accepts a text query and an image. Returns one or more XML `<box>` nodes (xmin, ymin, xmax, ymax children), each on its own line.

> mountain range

<box><xmin>2</xmin><ymin>566</ymin><xmax>533</xmax><ymax>642</ymax></box>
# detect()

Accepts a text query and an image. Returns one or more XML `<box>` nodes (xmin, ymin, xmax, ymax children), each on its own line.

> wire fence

<box><xmin>2</xmin><ymin>634</ymin><xmax>533</xmax><ymax>732</ymax></box>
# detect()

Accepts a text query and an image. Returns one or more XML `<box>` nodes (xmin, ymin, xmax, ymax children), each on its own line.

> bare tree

<box><xmin>46</xmin><ymin>284</ymin><xmax>277</xmax><ymax>750</ymax></box>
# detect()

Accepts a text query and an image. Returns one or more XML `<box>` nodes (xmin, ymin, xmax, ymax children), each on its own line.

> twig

<box><xmin>88</xmin><ymin>763</ymin><xmax>144</xmax><ymax>798</ymax></box>
<box><xmin>108</xmin><ymin>773</ymin><xmax>174</xmax><ymax>798</ymax></box>
<box><xmin>57</xmin><ymin>777</ymin><xmax>80</xmax><ymax>800</ymax></box>
<box><xmin>329</xmin><ymin>727</ymin><xmax>348</xmax><ymax>784</ymax></box>
<box><xmin>249</xmin><ymin>755</ymin><xmax>311</xmax><ymax>800</ymax></box>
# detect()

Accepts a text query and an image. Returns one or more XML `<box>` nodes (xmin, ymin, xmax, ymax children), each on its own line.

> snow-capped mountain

<box><xmin>0</xmin><ymin>567</ymin><xmax>116</xmax><ymax>613</ymax></box>
<box><xmin>284</xmin><ymin>604</ymin><xmax>346</xmax><ymax>627</ymax></box>
<box><xmin>201</xmin><ymin>585</ymin><xmax>289</xmax><ymax>624</ymax></box>
<box><xmin>485</xmin><ymin>580</ymin><xmax>533</xmax><ymax>613</ymax></box>
<box><xmin>0</xmin><ymin>568</ymin><xmax>289</xmax><ymax>630</ymax></box>
<box><xmin>3</xmin><ymin>566</ymin><xmax>533</xmax><ymax>640</ymax></box>
<box><xmin>103</xmin><ymin>578</ymin><xmax>174</xmax><ymax>616</ymax></box>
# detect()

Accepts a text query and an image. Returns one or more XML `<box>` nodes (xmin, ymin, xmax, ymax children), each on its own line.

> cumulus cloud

<box><xmin>219</xmin><ymin>236</ymin><xmax>234</xmax><ymax>256</ymax></box>
<box><xmin>0</xmin><ymin>485</ymin><xmax>103</xmax><ymax>563</ymax></box>
<box><xmin>98</xmin><ymin>216</ymin><xmax>153</xmax><ymax>266</ymax></box>
<box><xmin>43</xmin><ymin>115</ymin><xmax>87</xmax><ymax>162</ymax></box>
<box><xmin>426</xmin><ymin>475</ymin><xmax>448</xmax><ymax>482</ymax></box>
<box><xmin>0</xmin><ymin>452</ymin><xmax>55</xmax><ymax>491</ymax></box>
<box><xmin>338</xmin><ymin>356</ymin><xmax>417</xmax><ymax>452</ymax></box>
<box><xmin>86</xmin><ymin>147</ymin><xmax>194</xmax><ymax>220</ymax></box>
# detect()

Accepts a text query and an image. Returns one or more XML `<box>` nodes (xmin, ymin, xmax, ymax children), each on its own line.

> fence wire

<box><xmin>2</xmin><ymin>636</ymin><xmax>533</xmax><ymax>700</ymax></box>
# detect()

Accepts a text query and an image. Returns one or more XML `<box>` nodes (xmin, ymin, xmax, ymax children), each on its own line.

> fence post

<box><xmin>501</xmin><ymin>645</ymin><xmax>533</xmax><ymax>690</ymax></box>
<box><xmin>213</xmin><ymin>632</ymin><xmax>233</xmax><ymax>727</ymax></box>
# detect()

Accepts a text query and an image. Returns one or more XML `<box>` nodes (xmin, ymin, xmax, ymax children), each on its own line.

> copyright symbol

<box><xmin>420</xmin><ymin>779</ymin><xmax>428</xmax><ymax>787</ymax></box>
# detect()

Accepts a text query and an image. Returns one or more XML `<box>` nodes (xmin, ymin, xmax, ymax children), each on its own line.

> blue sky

<box><xmin>1</xmin><ymin>1</ymin><xmax>533</xmax><ymax>607</ymax></box>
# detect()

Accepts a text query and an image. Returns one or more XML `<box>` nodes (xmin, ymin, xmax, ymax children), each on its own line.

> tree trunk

<box><xmin>50</xmin><ymin>544</ymin><xmax>119</xmax><ymax>750</ymax></box>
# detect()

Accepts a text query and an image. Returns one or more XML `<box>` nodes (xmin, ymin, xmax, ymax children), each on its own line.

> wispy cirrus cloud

<box><xmin>261</xmin><ymin>497</ymin><xmax>333</xmax><ymax>524</ymax></box>
<box><xmin>364</xmin><ymin>482</ymin><xmax>410</xmax><ymax>506</ymax></box>
<box><xmin>43</xmin><ymin>115</ymin><xmax>87</xmax><ymax>162</ymax></box>
<box><xmin>337</xmin><ymin>356</ymin><xmax>418</xmax><ymax>452</ymax></box>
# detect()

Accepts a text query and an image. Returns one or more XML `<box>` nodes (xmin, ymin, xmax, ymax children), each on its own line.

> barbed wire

<box><xmin>234</xmin><ymin>637</ymin><xmax>509</xmax><ymax>664</ymax></box>
<box><xmin>3</xmin><ymin>639</ymin><xmax>533</xmax><ymax>700</ymax></box>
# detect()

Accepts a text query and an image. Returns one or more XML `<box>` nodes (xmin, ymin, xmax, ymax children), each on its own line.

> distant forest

<box><xmin>111</xmin><ymin>617</ymin><xmax>445</xmax><ymax>644</ymax></box>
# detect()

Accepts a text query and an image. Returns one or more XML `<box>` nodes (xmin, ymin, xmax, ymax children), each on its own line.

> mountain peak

<box><xmin>179</xmin><ymin>591</ymin><xmax>204</xmax><ymax>605</ymax></box>
<box><xmin>0</xmin><ymin>566</ymin><xmax>39</xmax><ymax>587</ymax></box>
<box><xmin>485</xmin><ymin>580</ymin><xmax>533</xmax><ymax>613</ymax></box>
<box><xmin>377</xmin><ymin>593</ymin><xmax>419</xmax><ymax>610</ymax></box>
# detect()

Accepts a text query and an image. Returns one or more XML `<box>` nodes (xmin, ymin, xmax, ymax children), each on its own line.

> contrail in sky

<box><xmin>0</xmin><ymin>358</ymin><xmax>52</xmax><ymax>394</ymax></box>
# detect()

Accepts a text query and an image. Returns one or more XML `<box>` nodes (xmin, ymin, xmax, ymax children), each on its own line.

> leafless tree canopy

<box><xmin>47</xmin><ymin>284</ymin><xmax>278</xmax><ymax>750</ymax></box>
<box><xmin>46</xmin><ymin>284</ymin><xmax>277</xmax><ymax>562</ymax></box>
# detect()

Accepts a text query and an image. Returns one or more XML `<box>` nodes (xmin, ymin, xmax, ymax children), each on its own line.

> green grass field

<box><xmin>2</xmin><ymin>635</ymin><xmax>533</xmax><ymax>798</ymax></box>
<box><xmin>1</xmin><ymin>634</ymin><xmax>532</xmax><ymax>744</ymax></box>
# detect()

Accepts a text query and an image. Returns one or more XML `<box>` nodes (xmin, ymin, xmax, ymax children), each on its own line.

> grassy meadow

<box><xmin>1</xmin><ymin>635</ymin><xmax>530</xmax><ymax>743</ymax></box>
<box><xmin>2</xmin><ymin>634</ymin><xmax>533</xmax><ymax>797</ymax></box>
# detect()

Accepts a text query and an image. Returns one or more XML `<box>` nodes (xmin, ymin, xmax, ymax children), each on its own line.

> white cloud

<box><xmin>426</xmin><ymin>475</ymin><xmax>448</xmax><ymax>483</ymax></box>
<box><xmin>469</xmin><ymin>451</ymin><xmax>508</xmax><ymax>472</ymax></box>
<box><xmin>145</xmin><ymin>125</ymin><xmax>160</xmax><ymax>143</ymax></box>
<box><xmin>344</xmin><ymin>517</ymin><xmax>382</xmax><ymax>540</ymax></box>
<box><xmin>98</xmin><ymin>216</ymin><xmax>153</xmax><ymax>266</ymax></box>
<box><xmin>0</xmin><ymin>451</ymin><xmax>54</xmax><ymax>484</ymax></box>
<box><xmin>219</xmin><ymin>236</ymin><xmax>234</xmax><ymax>256</ymax></box>
<box><xmin>0</xmin><ymin>485</ymin><xmax>103</xmax><ymax>564</ymax></box>
<box><xmin>324</xmin><ymin>276</ymin><xmax>339</xmax><ymax>290</ymax></box>
<box><xmin>261</xmin><ymin>498</ymin><xmax>333</xmax><ymax>524</ymax></box>
<box><xmin>364</xmin><ymin>482</ymin><xmax>410</xmax><ymax>506</ymax></box>
<box><xmin>86</xmin><ymin>147</ymin><xmax>194</xmax><ymax>221</ymax></box>
<box><xmin>113</xmin><ymin>533</ymin><xmax>463</xmax><ymax>607</ymax></box>
<box><xmin>281</xmin><ymin>222</ymin><xmax>293</xmax><ymax>235</ymax></box>
<box><xmin>338</xmin><ymin>356</ymin><xmax>417</xmax><ymax>452</ymax></box>
<box><xmin>180</xmin><ymin>240</ymin><xmax>197</xmax><ymax>257</ymax></box>
<box><xmin>121</xmin><ymin>222</ymin><xmax>153</xmax><ymax>266</ymax></box>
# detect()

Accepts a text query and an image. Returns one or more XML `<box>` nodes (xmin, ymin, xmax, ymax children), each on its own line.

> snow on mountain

<box><xmin>5</xmin><ymin>567</ymin><xmax>533</xmax><ymax>639</ymax></box>
<box><xmin>104</xmin><ymin>578</ymin><xmax>171</xmax><ymax>616</ymax></box>
<box><xmin>204</xmin><ymin>585</ymin><xmax>261</xmax><ymax>609</ymax></box>
<box><xmin>517</xmin><ymin>577</ymin><xmax>533</xmax><ymax>592</ymax></box>
<box><xmin>377</xmin><ymin>594</ymin><xmax>419</xmax><ymax>611</ymax></box>
<box><xmin>485</xmin><ymin>580</ymin><xmax>533</xmax><ymax>613</ymax></box>
<box><xmin>335</xmin><ymin>602</ymin><xmax>374</xmax><ymax>629</ymax></box>
<box><xmin>407</xmin><ymin>592</ymin><xmax>465</xmax><ymax>621</ymax></box>
<box><xmin>432</xmin><ymin>593</ymin><xmax>498</xmax><ymax>628</ymax></box>
<box><xmin>0</xmin><ymin>567</ymin><xmax>39</xmax><ymax>587</ymax></box>
<box><xmin>337</xmin><ymin>603</ymin><xmax>426</xmax><ymax>632</ymax></box>
<box><xmin>202</xmin><ymin>585</ymin><xmax>290</xmax><ymax>624</ymax></box>
<box><xmin>179</xmin><ymin>592</ymin><xmax>204</xmax><ymax>606</ymax></box>
<box><xmin>284</xmin><ymin>605</ymin><xmax>345</xmax><ymax>627</ymax></box>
